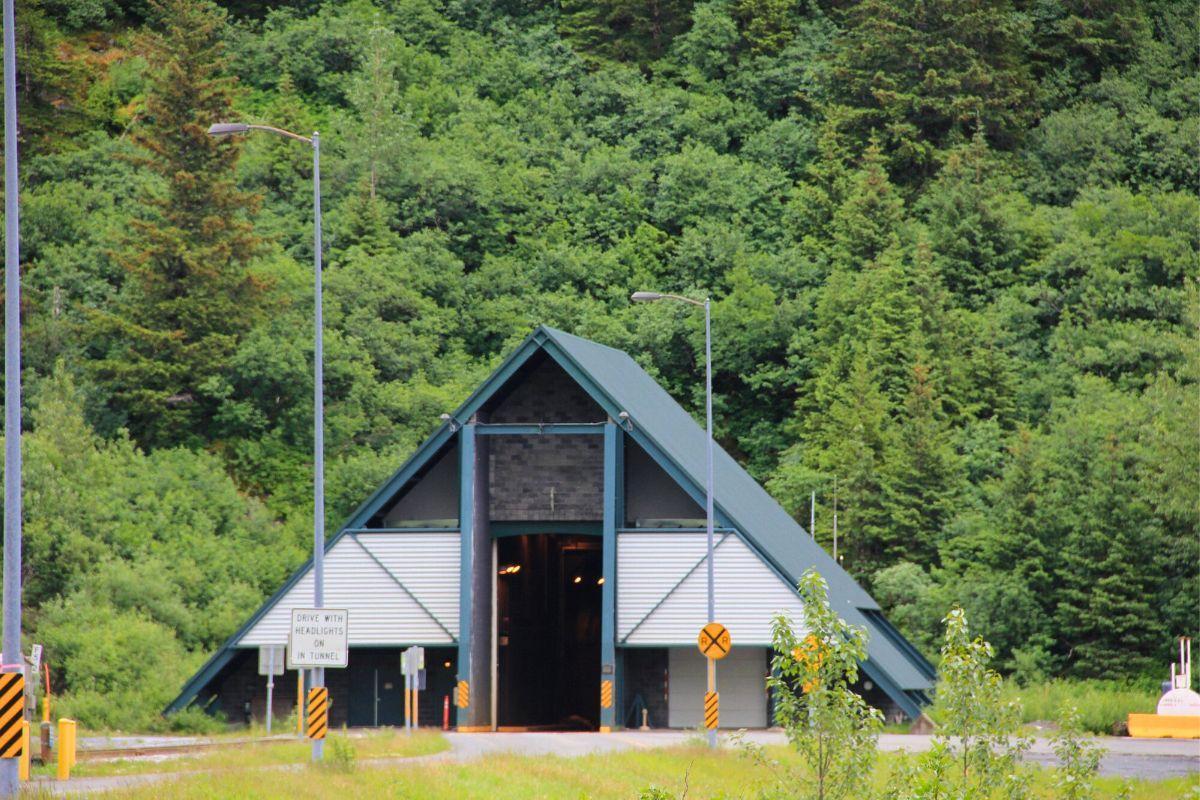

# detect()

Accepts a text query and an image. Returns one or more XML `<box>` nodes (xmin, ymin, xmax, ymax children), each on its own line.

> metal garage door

<box><xmin>667</xmin><ymin>647</ymin><xmax>769</xmax><ymax>728</ymax></box>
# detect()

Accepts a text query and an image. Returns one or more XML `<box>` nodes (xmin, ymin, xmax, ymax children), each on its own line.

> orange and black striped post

<box><xmin>704</xmin><ymin>690</ymin><xmax>719</xmax><ymax>731</ymax></box>
<box><xmin>0</xmin><ymin>673</ymin><xmax>23</xmax><ymax>761</ymax></box>
<box><xmin>306</xmin><ymin>686</ymin><xmax>328</xmax><ymax>740</ymax></box>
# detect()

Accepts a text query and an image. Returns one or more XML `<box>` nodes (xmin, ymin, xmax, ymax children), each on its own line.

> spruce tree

<box><xmin>559</xmin><ymin>0</ymin><xmax>693</xmax><ymax>64</ymax></box>
<box><xmin>1051</xmin><ymin>382</ymin><xmax>1167</xmax><ymax>677</ymax></box>
<box><xmin>89</xmin><ymin>0</ymin><xmax>267</xmax><ymax>448</ymax></box>
<box><xmin>882</xmin><ymin>361</ymin><xmax>961</xmax><ymax>566</ymax></box>
<box><xmin>825</xmin><ymin>0</ymin><xmax>1035</xmax><ymax>180</ymax></box>
<box><xmin>828</xmin><ymin>141</ymin><xmax>903</xmax><ymax>269</ymax></box>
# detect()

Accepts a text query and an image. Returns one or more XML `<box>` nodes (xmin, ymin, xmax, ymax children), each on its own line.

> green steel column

<box><xmin>456</xmin><ymin>423</ymin><xmax>475</xmax><ymax>728</ymax></box>
<box><xmin>600</xmin><ymin>422</ymin><xmax>623</xmax><ymax>730</ymax></box>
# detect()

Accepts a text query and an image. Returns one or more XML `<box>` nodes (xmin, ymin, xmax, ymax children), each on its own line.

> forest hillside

<box><xmin>5</xmin><ymin>0</ymin><xmax>1198</xmax><ymax>728</ymax></box>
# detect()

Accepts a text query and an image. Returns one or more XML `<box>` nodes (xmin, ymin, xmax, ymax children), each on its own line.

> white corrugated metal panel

<box><xmin>238</xmin><ymin>533</ymin><xmax>460</xmax><ymax>647</ymax></box>
<box><xmin>668</xmin><ymin>647</ymin><xmax>769</xmax><ymax>728</ymax></box>
<box><xmin>356</xmin><ymin>534</ymin><xmax>461</xmax><ymax>639</ymax></box>
<box><xmin>618</xmin><ymin>532</ymin><xmax>806</xmax><ymax>645</ymax></box>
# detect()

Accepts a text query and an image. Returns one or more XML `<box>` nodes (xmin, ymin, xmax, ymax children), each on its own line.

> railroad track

<box><xmin>74</xmin><ymin>735</ymin><xmax>300</xmax><ymax>761</ymax></box>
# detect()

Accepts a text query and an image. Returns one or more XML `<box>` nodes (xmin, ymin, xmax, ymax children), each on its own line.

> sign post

<box><xmin>402</xmin><ymin>649</ymin><xmax>410</xmax><ymax>734</ymax></box>
<box><xmin>258</xmin><ymin>646</ymin><xmax>285</xmax><ymax>734</ymax></box>
<box><xmin>401</xmin><ymin>647</ymin><xmax>425</xmax><ymax>732</ymax></box>
<box><xmin>288</xmin><ymin>608</ymin><xmax>347</xmax><ymax>750</ymax></box>
<box><xmin>697</xmin><ymin>623</ymin><xmax>731</xmax><ymax>743</ymax></box>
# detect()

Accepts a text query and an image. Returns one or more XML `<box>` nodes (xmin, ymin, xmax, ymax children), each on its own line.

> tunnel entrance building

<box><xmin>169</xmin><ymin>326</ymin><xmax>935</xmax><ymax>730</ymax></box>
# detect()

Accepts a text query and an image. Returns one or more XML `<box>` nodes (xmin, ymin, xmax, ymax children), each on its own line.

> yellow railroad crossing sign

<box><xmin>306</xmin><ymin>687</ymin><xmax>328</xmax><ymax>740</ymax></box>
<box><xmin>704</xmin><ymin>691</ymin><xmax>719</xmax><ymax>730</ymax></box>
<box><xmin>697</xmin><ymin>622</ymin><xmax>731</xmax><ymax>660</ymax></box>
<box><xmin>0</xmin><ymin>673</ymin><xmax>22</xmax><ymax>758</ymax></box>
<box><xmin>600</xmin><ymin>679</ymin><xmax>614</xmax><ymax>709</ymax></box>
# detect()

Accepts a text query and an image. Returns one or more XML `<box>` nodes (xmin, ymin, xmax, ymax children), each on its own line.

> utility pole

<box><xmin>631</xmin><ymin>291</ymin><xmax>717</xmax><ymax>749</ymax></box>
<box><xmin>832</xmin><ymin>477</ymin><xmax>839</xmax><ymax>563</ymax></box>
<box><xmin>1</xmin><ymin>0</ymin><xmax>22</xmax><ymax>790</ymax></box>
<box><xmin>207</xmin><ymin>121</ymin><xmax>324</xmax><ymax>762</ymax></box>
<box><xmin>810</xmin><ymin>491</ymin><xmax>815</xmax><ymax>539</ymax></box>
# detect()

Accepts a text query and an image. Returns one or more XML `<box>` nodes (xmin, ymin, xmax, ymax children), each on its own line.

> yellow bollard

<box><xmin>56</xmin><ymin>718</ymin><xmax>75</xmax><ymax>781</ymax></box>
<box><xmin>18</xmin><ymin>720</ymin><xmax>28</xmax><ymax>781</ymax></box>
<box><xmin>297</xmin><ymin>671</ymin><xmax>304</xmax><ymax>736</ymax></box>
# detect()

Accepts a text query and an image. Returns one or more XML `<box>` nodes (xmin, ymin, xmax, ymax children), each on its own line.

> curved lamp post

<box><xmin>631</xmin><ymin>291</ymin><xmax>716</xmax><ymax>749</ymax></box>
<box><xmin>208</xmin><ymin>121</ymin><xmax>325</xmax><ymax>762</ymax></box>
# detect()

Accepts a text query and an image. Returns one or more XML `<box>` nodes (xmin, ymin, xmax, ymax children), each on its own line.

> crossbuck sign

<box><xmin>287</xmin><ymin>609</ymin><xmax>349</xmax><ymax>669</ymax></box>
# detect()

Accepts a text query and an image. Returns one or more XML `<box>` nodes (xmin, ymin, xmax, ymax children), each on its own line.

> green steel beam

<box><xmin>600</xmin><ymin>422</ymin><xmax>622</xmax><ymax>730</ymax></box>
<box><xmin>489</xmin><ymin>522</ymin><xmax>602</xmax><ymax>537</ymax></box>
<box><xmin>475</xmin><ymin>423</ymin><xmax>606</xmax><ymax>436</ymax></box>
<box><xmin>457</xmin><ymin>424</ymin><xmax>475</xmax><ymax>728</ymax></box>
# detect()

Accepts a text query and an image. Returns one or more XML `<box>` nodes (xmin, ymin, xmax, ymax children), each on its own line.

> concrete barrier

<box><xmin>1127</xmin><ymin>713</ymin><xmax>1200</xmax><ymax>739</ymax></box>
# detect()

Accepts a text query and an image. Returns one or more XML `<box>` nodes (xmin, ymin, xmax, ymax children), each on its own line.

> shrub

<box><xmin>1051</xmin><ymin>706</ymin><xmax>1102</xmax><ymax>800</ymax></box>
<box><xmin>323</xmin><ymin>735</ymin><xmax>357</xmax><ymax>773</ymax></box>
<box><xmin>888</xmin><ymin>607</ymin><xmax>1032</xmax><ymax>800</ymax></box>
<box><xmin>742</xmin><ymin>570</ymin><xmax>882</xmax><ymax>800</ymax></box>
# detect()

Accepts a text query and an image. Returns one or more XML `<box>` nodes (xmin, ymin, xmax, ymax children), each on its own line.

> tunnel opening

<box><xmin>496</xmin><ymin>533</ymin><xmax>601</xmax><ymax>730</ymax></box>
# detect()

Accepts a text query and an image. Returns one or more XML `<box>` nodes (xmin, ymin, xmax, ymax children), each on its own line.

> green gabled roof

<box><xmin>539</xmin><ymin>328</ymin><xmax>934</xmax><ymax>696</ymax></box>
<box><xmin>168</xmin><ymin>325</ymin><xmax>932</xmax><ymax>717</ymax></box>
<box><xmin>542</xmin><ymin>328</ymin><xmax>876</xmax><ymax>609</ymax></box>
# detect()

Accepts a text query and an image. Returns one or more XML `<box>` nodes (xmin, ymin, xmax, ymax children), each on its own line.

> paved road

<box><xmin>37</xmin><ymin>730</ymin><xmax>1200</xmax><ymax>796</ymax></box>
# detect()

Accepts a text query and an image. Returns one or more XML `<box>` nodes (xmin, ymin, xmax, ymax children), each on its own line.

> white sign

<box><xmin>258</xmin><ymin>645</ymin><xmax>285</xmax><ymax>676</ymax></box>
<box><xmin>28</xmin><ymin>645</ymin><xmax>41</xmax><ymax>674</ymax></box>
<box><xmin>287</xmin><ymin>609</ymin><xmax>349</xmax><ymax>668</ymax></box>
<box><xmin>1157</xmin><ymin>688</ymin><xmax>1200</xmax><ymax>716</ymax></box>
<box><xmin>402</xmin><ymin>646</ymin><xmax>425</xmax><ymax>675</ymax></box>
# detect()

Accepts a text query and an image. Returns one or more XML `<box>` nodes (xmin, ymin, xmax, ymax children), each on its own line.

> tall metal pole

<box><xmin>810</xmin><ymin>491</ymin><xmax>815</xmax><ymax>539</ymax></box>
<box><xmin>311</xmin><ymin>131</ymin><xmax>324</xmax><ymax>763</ymax></box>
<box><xmin>832</xmin><ymin>476</ymin><xmax>838</xmax><ymax>562</ymax></box>
<box><xmin>1</xmin><ymin>0</ymin><xmax>21</xmax><ymax>789</ymax></box>
<box><xmin>703</xmin><ymin>298</ymin><xmax>716</xmax><ymax>750</ymax></box>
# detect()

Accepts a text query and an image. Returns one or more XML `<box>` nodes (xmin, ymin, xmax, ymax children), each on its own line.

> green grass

<box><xmin>45</xmin><ymin>745</ymin><xmax>1196</xmax><ymax>800</ymax></box>
<box><xmin>29</xmin><ymin>729</ymin><xmax>446</xmax><ymax>779</ymax></box>
<box><xmin>1002</xmin><ymin>680</ymin><xmax>1161</xmax><ymax>734</ymax></box>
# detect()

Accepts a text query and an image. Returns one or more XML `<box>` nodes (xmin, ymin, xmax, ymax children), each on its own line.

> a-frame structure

<box><xmin>168</xmin><ymin>326</ymin><xmax>933</xmax><ymax>729</ymax></box>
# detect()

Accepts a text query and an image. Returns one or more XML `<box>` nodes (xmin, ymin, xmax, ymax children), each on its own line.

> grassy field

<box><xmin>47</xmin><ymin>744</ymin><xmax>1197</xmax><ymax>800</ymax></box>
<box><xmin>30</xmin><ymin>729</ymin><xmax>447</xmax><ymax>779</ymax></box>
<box><xmin>1003</xmin><ymin>680</ymin><xmax>1162</xmax><ymax>734</ymax></box>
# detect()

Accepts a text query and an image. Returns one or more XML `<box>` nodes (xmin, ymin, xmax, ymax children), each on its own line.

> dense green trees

<box><xmin>4</xmin><ymin>0</ymin><xmax>1196</xmax><ymax>727</ymax></box>
<box><xmin>88</xmin><ymin>0</ymin><xmax>269</xmax><ymax>449</ymax></box>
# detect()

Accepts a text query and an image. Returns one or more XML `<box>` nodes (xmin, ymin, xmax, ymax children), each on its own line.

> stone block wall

<box><xmin>489</xmin><ymin>435</ymin><xmax>603</xmax><ymax>520</ymax></box>
<box><xmin>487</xmin><ymin>356</ymin><xmax>606</xmax><ymax>521</ymax></box>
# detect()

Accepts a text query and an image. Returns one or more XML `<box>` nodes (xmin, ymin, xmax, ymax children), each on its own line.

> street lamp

<box><xmin>1</xmin><ymin>0</ymin><xmax>21</xmax><ymax>792</ymax></box>
<box><xmin>209</xmin><ymin>121</ymin><xmax>325</xmax><ymax>762</ymax></box>
<box><xmin>631</xmin><ymin>290</ymin><xmax>716</xmax><ymax>749</ymax></box>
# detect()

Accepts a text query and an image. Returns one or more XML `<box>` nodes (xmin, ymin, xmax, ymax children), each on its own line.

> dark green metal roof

<box><xmin>168</xmin><ymin>325</ymin><xmax>933</xmax><ymax>717</ymax></box>
<box><xmin>540</xmin><ymin>328</ymin><xmax>934</xmax><ymax>694</ymax></box>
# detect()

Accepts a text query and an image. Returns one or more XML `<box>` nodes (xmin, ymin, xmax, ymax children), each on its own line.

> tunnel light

<box><xmin>597</xmin><ymin>577</ymin><xmax>605</xmax><ymax>585</ymax></box>
<box><xmin>498</xmin><ymin>564</ymin><xmax>522</xmax><ymax>575</ymax></box>
<box><xmin>573</xmin><ymin>576</ymin><xmax>582</xmax><ymax>584</ymax></box>
<box><xmin>444</xmin><ymin>660</ymin><xmax>452</xmax><ymax>669</ymax></box>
